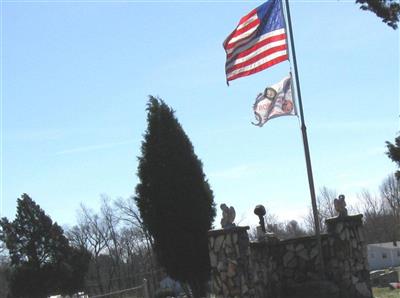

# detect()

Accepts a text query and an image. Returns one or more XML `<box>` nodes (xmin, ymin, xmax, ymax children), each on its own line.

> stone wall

<box><xmin>208</xmin><ymin>215</ymin><xmax>372</xmax><ymax>298</ymax></box>
<box><xmin>250</xmin><ymin>234</ymin><xmax>331</xmax><ymax>298</ymax></box>
<box><xmin>208</xmin><ymin>227</ymin><xmax>254</xmax><ymax>297</ymax></box>
<box><xmin>325</xmin><ymin>215</ymin><xmax>371</xmax><ymax>297</ymax></box>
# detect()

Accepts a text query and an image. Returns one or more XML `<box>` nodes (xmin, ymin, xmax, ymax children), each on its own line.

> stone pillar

<box><xmin>325</xmin><ymin>215</ymin><xmax>372</xmax><ymax>298</ymax></box>
<box><xmin>208</xmin><ymin>226</ymin><xmax>254</xmax><ymax>298</ymax></box>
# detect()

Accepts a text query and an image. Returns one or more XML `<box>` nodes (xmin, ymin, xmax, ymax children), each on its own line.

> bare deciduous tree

<box><xmin>380</xmin><ymin>175</ymin><xmax>400</xmax><ymax>245</ymax></box>
<box><xmin>67</xmin><ymin>196</ymin><xmax>162</xmax><ymax>297</ymax></box>
<box><xmin>115</xmin><ymin>197</ymin><xmax>159</xmax><ymax>293</ymax></box>
<box><xmin>357</xmin><ymin>182</ymin><xmax>399</xmax><ymax>245</ymax></box>
<box><xmin>304</xmin><ymin>187</ymin><xmax>338</xmax><ymax>233</ymax></box>
<box><xmin>380</xmin><ymin>175</ymin><xmax>400</xmax><ymax>219</ymax></box>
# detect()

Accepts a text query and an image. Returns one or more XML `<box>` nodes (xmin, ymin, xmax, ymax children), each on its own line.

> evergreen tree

<box><xmin>356</xmin><ymin>0</ymin><xmax>400</xmax><ymax>29</ymax></box>
<box><xmin>0</xmin><ymin>194</ymin><xmax>90</xmax><ymax>298</ymax></box>
<box><xmin>386</xmin><ymin>135</ymin><xmax>400</xmax><ymax>179</ymax></box>
<box><xmin>135</xmin><ymin>97</ymin><xmax>216</xmax><ymax>297</ymax></box>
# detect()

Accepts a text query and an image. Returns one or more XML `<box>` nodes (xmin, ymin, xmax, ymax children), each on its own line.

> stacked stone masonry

<box><xmin>208</xmin><ymin>227</ymin><xmax>254</xmax><ymax>297</ymax></box>
<box><xmin>208</xmin><ymin>215</ymin><xmax>372</xmax><ymax>298</ymax></box>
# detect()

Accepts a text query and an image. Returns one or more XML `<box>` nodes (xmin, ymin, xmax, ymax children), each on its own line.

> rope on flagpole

<box><xmin>283</xmin><ymin>0</ymin><xmax>326</xmax><ymax>279</ymax></box>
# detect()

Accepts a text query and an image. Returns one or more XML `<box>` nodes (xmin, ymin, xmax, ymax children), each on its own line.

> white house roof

<box><xmin>368</xmin><ymin>242</ymin><xmax>399</xmax><ymax>249</ymax></box>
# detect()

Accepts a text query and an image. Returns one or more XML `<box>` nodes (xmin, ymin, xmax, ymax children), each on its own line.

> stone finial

<box><xmin>254</xmin><ymin>205</ymin><xmax>266</xmax><ymax>233</ymax></box>
<box><xmin>220</xmin><ymin>204</ymin><xmax>236</xmax><ymax>229</ymax></box>
<box><xmin>334</xmin><ymin>194</ymin><xmax>348</xmax><ymax>217</ymax></box>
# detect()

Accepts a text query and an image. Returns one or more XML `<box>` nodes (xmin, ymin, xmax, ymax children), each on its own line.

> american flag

<box><xmin>223</xmin><ymin>0</ymin><xmax>288</xmax><ymax>83</ymax></box>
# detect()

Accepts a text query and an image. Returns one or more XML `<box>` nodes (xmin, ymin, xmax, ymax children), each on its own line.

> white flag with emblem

<box><xmin>252</xmin><ymin>75</ymin><xmax>297</xmax><ymax>127</ymax></box>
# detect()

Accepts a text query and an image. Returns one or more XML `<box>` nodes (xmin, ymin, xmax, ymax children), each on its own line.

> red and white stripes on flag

<box><xmin>223</xmin><ymin>0</ymin><xmax>288</xmax><ymax>83</ymax></box>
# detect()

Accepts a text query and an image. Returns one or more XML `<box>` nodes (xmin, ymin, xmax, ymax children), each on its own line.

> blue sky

<box><xmin>2</xmin><ymin>0</ymin><xmax>399</xmax><ymax>227</ymax></box>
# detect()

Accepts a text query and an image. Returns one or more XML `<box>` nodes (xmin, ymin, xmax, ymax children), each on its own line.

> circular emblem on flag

<box><xmin>264</xmin><ymin>87</ymin><xmax>277</xmax><ymax>101</ymax></box>
<box><xmin>282</xmin><ymin>100</ymin><xmax>294</xmax><ymax>113</ymax></box>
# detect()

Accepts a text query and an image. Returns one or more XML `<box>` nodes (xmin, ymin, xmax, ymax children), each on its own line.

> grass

<box><xmin>371</xmin><ymin>266</ymin><xmax>400</xmax><ymax>297</ymax></box>
<box><xmin>372</xmin><ymin>287</ymin><xmax>400</xmax><ymax>298</ymax></box>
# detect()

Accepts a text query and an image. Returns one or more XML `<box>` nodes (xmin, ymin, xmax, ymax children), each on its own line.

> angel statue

<box><xmin>334</xmin><ymin>194</ymin><xmax>348</xmax><ymax>217</ymax></box>
<box><xmin>220</xmin><ymin>204</ymin><xmax>236</xmax><ymax>229</ymax></box>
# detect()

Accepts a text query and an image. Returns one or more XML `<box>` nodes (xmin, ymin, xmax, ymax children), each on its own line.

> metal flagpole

<box><xmin>283</xmin><ymin>0</ymin><xmax>325</xmax><ymax>277</ymax></box>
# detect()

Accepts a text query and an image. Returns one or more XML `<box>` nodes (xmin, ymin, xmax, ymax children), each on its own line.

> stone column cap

<box><xmin>208</xmin><ymin>226</ymin><xmax>250</xmax><ymax>236</ymax></box>
<box><xmin>325</xmin><ymin>214</ymin><xmax>363</xmax><ymax>225</ymax></box>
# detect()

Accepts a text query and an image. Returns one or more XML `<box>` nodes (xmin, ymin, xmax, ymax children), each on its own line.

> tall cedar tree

<box><xmin>386</xmin><ymin>135</ymin><xmax>400</xmax><ymax>179</ymax></box>
<box><xmin>135</xmin><ymin>97</ymin><xmax>216</xmax><ymax>297</ymax></box>
<box><xmin>0</xmin><ymin>194</ymin><xmax>90</xmax><ymax>298</ymax></box>
<box><xmin>356</xmin><ymin>0</ymin><xmax>400</xmax><ymax>29</ymax></box>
